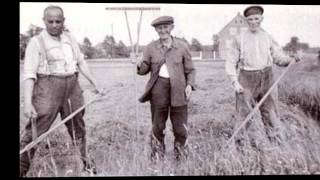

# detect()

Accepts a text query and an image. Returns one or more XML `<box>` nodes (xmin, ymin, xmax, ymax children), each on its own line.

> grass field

<box><xmin>19</xmin><ymin>56</ymin><xmax>320</xmax><ymax>176</ymax></box>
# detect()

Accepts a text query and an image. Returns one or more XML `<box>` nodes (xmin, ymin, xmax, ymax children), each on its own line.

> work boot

<box><xmin>150</xmin><ymin>134</ymin><xmax>165</xmax><ymax>162</ymax></box>
<box><xmin>174</xmin><ymin>142</ymin><xmax>189</xmax><ymax>161</ymax></box>
<box><xmin>82</xmin><ymin>158</ymin><xmax>97</xmax><ymax>175</ymax></box>
<box><xmin>19</xmin><ymin>155</ymin><xmax>30</xmax><ymax>177</ymax></box>
<box><xmin>19</xmin><ymin>167</ymin><xmax>28</xmax><ymax>177</ymax></box>
<box><xmin>19</xmin><ymin>147</ymin><xmax>36</xmax><ymax>177</ymax></box>
<box><xmin>75</xmin><ymin>138</ymin><xmax>97</xmax><ymax>175</ymax></box>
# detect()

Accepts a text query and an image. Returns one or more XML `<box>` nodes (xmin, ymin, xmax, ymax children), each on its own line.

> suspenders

<box><xmin>36</xmin><ymin>32</ymin><xmax>77</xmax><ymax>75</ymax></box>
<box><xmin>237</xmin><ymin>32</ymin><xmax>245</xmax><ymax>69</ymax></box>
<box><xmin>240</xmin><ymin>32</ymin><xmax>244</xmax><ymax>61</ymax></box>
<box><xmin>238</xmin><ymin>31</ymin><xmax>273</xmax><ymax>70</ymax></box>
<box><xmin>36</xmin><ymin>34</ymin><xmax>51</xmax><ymax>74</ymax></box>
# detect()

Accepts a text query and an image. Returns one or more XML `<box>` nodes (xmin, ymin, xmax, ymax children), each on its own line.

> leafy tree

<box><xmin>190</xmin><ymin>38</ymin><xmax>203</xmax><ymax>51</ymax></box>
<box><xmin>94</xmin><ymin>43</ymin><xmax>107</xmax><ymax>58</ymax></box>
<box><xmin>20</xmin><ymin>24</ymin><xmax>43</xmax><ymax>60</ymax></box>
<box><xmin>175</xmin><ymin>37</ymin><xmax>190</xmax><ymax>47</ymax></box>
<box><xmin>26</xmin><ymin>24</ymin><xmax>43</xmax><ymax>38</ymax></box>
<box><xmin>103</xmin><ymin>35</ymin><xmax>116</xmax><ymax>58</ymax></box>
<box><xmin>283</xmin><ymin>36</ymin><xmax>309</xmax><ymax>53</ymax></box>
<box><xmin>115</xmin><ymin>40</ymin><xmax>129</xmax><ymax>57</ymax></box>
<box><xmin>81</xmin><ymin>37</ymin><xmax>95</xmax><ymax>59</ymax></box>
<box><xmin>212</xmin><ymin>34</ymin><xmax>220</xmax><ymax>52</ymax></box>
<box><xmin>20</xmin><ymin>34</ymin><xmax>30</xmax><ymax>60</ymax></box>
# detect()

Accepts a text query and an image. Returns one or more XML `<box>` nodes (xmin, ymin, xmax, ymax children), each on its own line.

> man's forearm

<box><xmin>78</xmin><ymin>61</ymin><xmax>97</xmax><ymax>87</ymax></box>
<box><xmin>229</xmin><ymin>75</ymin><xmax>238</xmax><ymax>84</ymax></box>
<box><xmin>137</xmin><ymin>61</ymin><xmax>150</xmax><ymax>75</ymax></box>
<box><xmin>186</xmin><ymin>72</ymin><xmax>196</xmax><ymax>90</ymax></box>
<box><xmin>24</xmin><ymin>79</ymin><xmax>35</xmax><ymax>106</ymax></box>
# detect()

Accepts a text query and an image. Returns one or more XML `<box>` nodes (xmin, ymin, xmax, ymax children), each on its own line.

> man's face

<box><xmin>43</xmin><ymin>8</ymin><xmax>65</xmax><ymax>37</ymax></box>
<box><xmin>246</xmin><ymin>14</ymin><xmax>263</xmax><ymax>32</ymax></box>
<box><xmin>155</xmin><ymin>23</ymin><xmax>174</xmax><ymax>40</ymax></box>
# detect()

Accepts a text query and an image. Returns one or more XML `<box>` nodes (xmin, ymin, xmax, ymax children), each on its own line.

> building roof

<box><xmin>218</xmin><ymin>12</ymin><xmax>247</xmax><ymax>36</ymax></box>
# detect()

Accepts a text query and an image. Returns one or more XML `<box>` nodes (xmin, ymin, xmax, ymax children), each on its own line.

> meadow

<box><xmin>19</xmin><ymin>55</ymin><xmax>320</xmax><ymax>176</ymax></box>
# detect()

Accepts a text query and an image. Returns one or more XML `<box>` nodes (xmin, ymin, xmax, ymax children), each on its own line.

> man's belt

<box><xmin>240</xmin><ymin>66</ymin><xmax>272</xmax><ymax>73</ymax></box>
<box><xmin>37</xmin><ymin>72</ymin><xmax>78</xmax><ymax>78</ymax></box>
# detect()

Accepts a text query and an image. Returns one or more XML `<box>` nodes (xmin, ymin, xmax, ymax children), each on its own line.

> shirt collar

<box><xmin>156</xmin><ymin>36</ymin><xmax>178</xmax><ymax>49</ymax></box>
<box><xmin>42</xmin><ymin>30</ymin><xmax>70</xmax><ymax>43</ymax></box>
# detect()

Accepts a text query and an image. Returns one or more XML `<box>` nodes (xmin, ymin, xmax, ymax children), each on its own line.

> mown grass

<box><xmin>277</xmin><ymin>54</ymin><xmax>320</xmax><ymax>121</ymax></box>
<box><xmin>20</xmin><ymin>58</ymin><xmax>320</xmax><ymax>176</ymax></box>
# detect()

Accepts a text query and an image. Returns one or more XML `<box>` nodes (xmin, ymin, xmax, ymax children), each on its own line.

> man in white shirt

<box><xmin>20</xmin><ymin>5</ymin><xmax>101</xmax><ymax>176</ymax></box>
<box><xmin>225</xmin><ymin>5</ymin><xmax>301</xmax><ymax>151</ymax></box>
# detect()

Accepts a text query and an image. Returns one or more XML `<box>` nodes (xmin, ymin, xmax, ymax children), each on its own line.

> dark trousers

<box><xmin>236</xmin><ymin>67</ymin><xmax>283</xmax><ymax>150</ymax></box>
<box><xmin>20</xmin><ymin>74</ymin><xmax>86</xmax><ymax>176</ymax></box>
<box><xmin>150</xmin><ymin>77</ymin><xmax>188</xmax><ymax>160</ymax></box>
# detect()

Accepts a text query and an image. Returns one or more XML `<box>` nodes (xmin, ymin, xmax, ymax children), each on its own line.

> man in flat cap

<box><xmin>136</xmin><ymin>16</ymin><xmax>196</xmax><ymax>161</ymax></box>
<box><xmin>225</xmin><ymin>5</ymin><xmax>301</xmax><ymax>151</ymax></box>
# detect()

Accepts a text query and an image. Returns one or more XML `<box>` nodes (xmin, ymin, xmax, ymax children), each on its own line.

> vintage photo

<box><xmin>19</xmin><ymin>3</ymin><xmax>320</xmax><ymax>176</ymax></box>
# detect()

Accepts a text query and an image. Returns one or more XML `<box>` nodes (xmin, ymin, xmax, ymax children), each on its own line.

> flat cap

<box><xmin>151</xmin><ymin>16</ymin><xmax>174</xmax><ymax>27</ymax></box>
<box><xmin>243</xmin><ymin>5</ymin><xmax>264</xmax><ymax>17</ymax></box>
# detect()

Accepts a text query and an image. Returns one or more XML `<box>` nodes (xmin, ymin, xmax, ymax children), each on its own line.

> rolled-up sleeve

<box><xmin>183</xmin><ymin>45</ymin><xmax>196</xmax><ymax>90</ymax></box>
<box><xmin>270</xmin><ymin>35</ymin><xmax>292</xmax><ymax>67</ymax></box>
<box><xmin>23</xmin><ymin>38</ymin><xmax>40</xmax><ymax>81</ymax></box>
<box><xmin>225</xmin><ymin>37</ymin><xmax>240</xmax><ymax>83</ymax></box>
<box><xmin>137</xmin><ymin>45</ymin><xmax>152</xmax><ymax>75</ymax></box>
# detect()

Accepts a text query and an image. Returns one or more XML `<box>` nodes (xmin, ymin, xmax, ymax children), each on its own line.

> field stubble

<box><xmin>20</xmin><ymin>58</ymin><xmax>320</xmax><ymax>176</ymax></box>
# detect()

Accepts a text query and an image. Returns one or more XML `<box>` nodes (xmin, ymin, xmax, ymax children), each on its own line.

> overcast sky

<box><xmin>20</xmin><ymin>3</ymin><xmax>320</xmax><ymax>47</ymax></box>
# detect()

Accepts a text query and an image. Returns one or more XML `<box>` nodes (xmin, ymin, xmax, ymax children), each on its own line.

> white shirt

<box><xmin>23</xmin><ymin>30</ymin><xmax>84</xmax><ymax>80</ymax></box>
<box><xmin>225</xmin><ymin>29</ymin><xmax>293</xmax><ymax>82</ymax></box>
<box><xmin>158</xmin><ymin>40</ymin><xmax>172</xmax><ymax>78</ymax></box>
<box><xmin>159</xmin><ymin>63</ymin><xmax>170</xmax><ymax>78</ymax></box>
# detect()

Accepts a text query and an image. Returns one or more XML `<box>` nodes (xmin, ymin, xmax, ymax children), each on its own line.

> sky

<box><xmin>20</xmin><ymin>3</ymin><xmax>320</xmax><ymax>47</ymax></box>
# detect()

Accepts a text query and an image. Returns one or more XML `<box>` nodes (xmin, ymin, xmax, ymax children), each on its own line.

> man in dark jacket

<box><xmin>137</xmin><ymin>16</ymin><xmax>196</xmax><ymax>161</ymax></box>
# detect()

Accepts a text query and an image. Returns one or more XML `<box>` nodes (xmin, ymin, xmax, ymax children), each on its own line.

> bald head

<box><xmin>43</xmin><ymin>5</ymin><xmax>65</xmax><ymax>37</ymax></box>
<box><xmin>43</xmin><ymin>5</ymin><xmax>64</xmax><ymax>18</ymax></box>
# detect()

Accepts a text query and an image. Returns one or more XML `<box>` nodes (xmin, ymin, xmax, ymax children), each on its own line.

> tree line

<box><xmin>20</xmin><ymin>25</ymin><xmax>314</xmax><ymax>60</ymax></box>
<box><xmin>19</xmin><ymin>25</ymin><xmax>210</xmax><ymax>60</ymax></box>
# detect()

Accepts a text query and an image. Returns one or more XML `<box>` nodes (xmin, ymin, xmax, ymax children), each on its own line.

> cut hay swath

<box><xmin>279</xmin><ymin>61</ymin><xmax>320</xmax><ymax>121</ymax></box>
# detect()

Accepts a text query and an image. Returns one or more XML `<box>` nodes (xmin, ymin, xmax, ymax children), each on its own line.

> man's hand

<box><xmin>291</xmin><ymin>50</ymin><xmax>303</xmax><ymax>63</ymax></box>
<box><xmin>89</xmin><ymin>79</ymin><xmax>105</xmax><ymax>95</ymax></box>
<box><xmin>136</xmin><ymin>59</ymin><xmax>144</xmax><ymax>68</ymax></box>
<box><xmin>24</xmin><ymin>103</ymin><xmax>37</xmax><ymax>119</ymax></box>
<box><xmin>130</xmin><ymin>53</ymin><xmax>144</xmax><ymax>67</ymax></box>
<box><xmin>92</xmin><ymin>86</ymin><xmax>106</xmax><ymax>96</ymax></box>
<box><xmin>185</xmin><ymin>85</ymin><xmax>193</xmax><ymax>101</ymax></box>
<box><xmin>232</xmin><ymin>81</ymin><xmax>244</xmax><ymax>93</ymax></box>
<box><xmin>130</xmin><ymin>53</ymin><xmax>142</xmax><ymax>65</ymax></box>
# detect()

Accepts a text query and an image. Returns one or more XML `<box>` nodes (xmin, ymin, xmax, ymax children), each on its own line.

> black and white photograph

<box><xmin>19</xmin><ymin>2</ymin><xmax>320</xmax><ymax>177</ymax></box>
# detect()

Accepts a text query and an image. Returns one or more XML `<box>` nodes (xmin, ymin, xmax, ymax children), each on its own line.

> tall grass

<box><xmin>21</xmin><ymin>60</ymin><xmax>320</xmax><ymax>176</ymax></box>
<box><xmin>278</xmin><ymin>54</ymin><xmax>320</xmax><ymax>121</ymax></box>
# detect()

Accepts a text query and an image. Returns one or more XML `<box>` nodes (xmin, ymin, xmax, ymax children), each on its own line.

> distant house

<box><xmin>217</xmin><ymin>12</ymin><xmax>248</xmax><ymax>59</ymax></box>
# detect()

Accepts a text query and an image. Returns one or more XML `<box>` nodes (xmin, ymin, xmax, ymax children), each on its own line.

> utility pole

<box><xmin>111</xmin><ymin>23</ymin><xmax>113</xmax><ymax>59</ymax></box>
